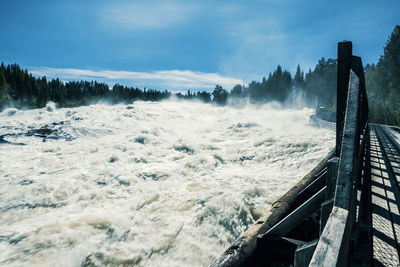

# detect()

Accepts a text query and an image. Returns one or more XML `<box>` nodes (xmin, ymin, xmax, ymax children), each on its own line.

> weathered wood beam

<box><xmin>311</xmin><ymin>69</ymin><xmax>361</xmax><ymax>266</ymax></box>
<box><xmin>335</xmin><ymin>70</ymin><xmax>360</xmax><ymax>210</ymax></box>
<box><xmin>336</xmin><ymin>41</ymin><xmax>352</xmax><ymax>157</ymax></box>
<box><xmin>309</xmin><ymin>207</ymin><xmax>349</xmax><ymax>266</ymax></box>
<box><xmin>258</xmin><ymin>187</ymin><xmax>326</xmax><ymax>240</ymax></box>
<box><xmin>326</xmin><ymin>157</ymin><xmax>340</xmax><ymax>199</ymax></box>
<box><xmin>294</xmin><ymin>240</ymin><xmax>318</xmax><ymax>267</ymax></box>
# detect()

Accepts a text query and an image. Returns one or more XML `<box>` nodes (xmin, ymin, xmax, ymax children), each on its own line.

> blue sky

<box><xmin>1</xmin><ymin>0</ymin><xmax>399</xmax><ymax>91</ymax></box>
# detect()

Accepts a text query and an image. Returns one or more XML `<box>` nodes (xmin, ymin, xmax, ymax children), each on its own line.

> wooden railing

<box><xmin>309</xmin><ymin>41</ymin><xmax>369</xmax><ymax>266</ymax></box>
<box><xmin>210</xmin><ymin>41</ymin><xmax>369</xmax><ymax>266</ymax></box>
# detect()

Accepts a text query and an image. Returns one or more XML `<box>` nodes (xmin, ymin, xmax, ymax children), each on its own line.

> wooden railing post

<box><xmin>326</xmin><ymin>157</ymin><xmax>340</xmax><ymax>199</ymax></box>
<box><xmin>336</xmin><ymin>41</ymin><xmax>352</xmax><ymax>157</ymax></box>
<box><xmin>320</xmin><ymin>157</ymin><xmax>339</xmax><ymax>234</ymax></box>
<box><xmin>311</xmin><ymin>45</ymin><xmax>369</xmax><ymax>265</ymax></box>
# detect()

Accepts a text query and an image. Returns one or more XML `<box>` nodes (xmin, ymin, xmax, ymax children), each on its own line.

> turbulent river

<box><xmin>0</xmin><ymin>100</ymin><xmax>334</xmax><ymax>266</ymax></box>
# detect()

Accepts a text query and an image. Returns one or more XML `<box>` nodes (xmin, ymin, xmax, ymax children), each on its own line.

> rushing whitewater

<box><xmin>0</xmin><ymin>100</ymin><xmax>334</xmax><ymax>266</ymax></box>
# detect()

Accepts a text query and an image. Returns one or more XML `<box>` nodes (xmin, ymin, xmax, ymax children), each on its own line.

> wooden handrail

<box><xmin>309</xmin><ymin>42</ymin><xmax>368</xmax><ymax>266</ymax></box>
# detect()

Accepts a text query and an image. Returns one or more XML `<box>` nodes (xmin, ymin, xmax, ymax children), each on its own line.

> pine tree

<box><xmin>0</xmin><ymin>63</ymin><xmax>12</xmax><ymax>109</ymax></box>
<box><xmin>294</xmin><ymin>64</ymin><xmax>305</xmax><ymax>89</ymax></box>
<box><xmin>212</xmin><ymin>84</ymin><xmax>228</xmax><ymax>105</ymax></box>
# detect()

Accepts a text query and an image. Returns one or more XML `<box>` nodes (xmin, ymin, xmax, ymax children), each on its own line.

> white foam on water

<box><xmin>0</xmin><ymin>100</ymin><xmax>334</xmax><ymax>266</ymax></box>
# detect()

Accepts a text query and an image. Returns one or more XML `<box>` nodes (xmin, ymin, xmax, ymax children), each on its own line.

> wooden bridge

<box><xmin>210</xmin><ymin>41</ymin><xmax>400</xmax><ymax>266</ymax></box>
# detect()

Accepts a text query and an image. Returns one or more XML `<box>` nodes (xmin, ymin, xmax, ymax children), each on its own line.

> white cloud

<box><xmin>30</xmin><ymin>67</ymin><xmax>244</xmax><ymax>90</ymax></box>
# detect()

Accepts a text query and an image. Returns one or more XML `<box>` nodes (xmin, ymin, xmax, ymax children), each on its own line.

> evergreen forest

<box><xmin>0</xmin><ymin>25</ymin><xmax>399</xmax><ymax>125</ymax></box>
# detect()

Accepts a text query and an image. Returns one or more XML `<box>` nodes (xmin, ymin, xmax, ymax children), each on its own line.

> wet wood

<box><xmin>336</xmin><ymin>41</ymin><xmax>352</xmax><ymax>157</ymax></box>
<box><xmin>309</xmin><ymin>207</ymin><xmax>349</xmax><ymax>266</ymax></box>
<box><xmin>258</xmin><ymin>187</ymin><xmax>326</xmax><ymax>240</ymax></box>
<box><xmin>209</xmin><ymin>150</ymin><xmax>334</xmax><ymax>267</ymax></box>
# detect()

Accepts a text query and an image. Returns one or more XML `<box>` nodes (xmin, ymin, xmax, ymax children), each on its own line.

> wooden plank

<box><xmin>371</xmin><ymin>173</ymin><xmax>399</xmax><ymax>266</ymax></box>
<box><xmin>334</xmin><ymin>70</ymin><xmax>359</xmax><ymax>210</ymax></box>
<box><xmin>320</xmin><ymin>199</ymin><xmax>333</xmax><ymax>235</ymax></box>
<box><xmin>312</xmin><ymin>69</ymin><xmax>363</xmax><ymax>266</ymax></box>
<box><xmin>296</xmin><ymin>171</ymin><xmax>326</xmax><ymax>207</ymax></box>
<box><xmin>372</xmin><ymin>126</ymin><xmax>400</xmax><ymax>263</ymax></box>
<box><xmin>294</xmin><ymin>240</ymin><xmax>318</xmax><ymax>267</ymax></box>
<box><xmin>326</xmin><ymin>157</ymin><xmax>339</xmax><ymax>199</ymax></box>
<box><xmin>353</xmin><ymin>126</ymin><xmax>372</xmax><ymax>266</ymax></box>
<box><xmin>258</xmin><ymin>187</ymin><xmax>326</xmax><ymax>240</ymax></box>
<box><xmin>370</xmin><ymin>129</ymin><xmax>399</xmax><ymax>265</ymax></box>
<box><xmin>309</xmin><ymin>207</ymin><xmax>349</xmax><ymax>266</ymax></box>
<box><xmin>336</xmin><ymin>41</ymin><xmax>353</xmax><ymax>157</ymax></box>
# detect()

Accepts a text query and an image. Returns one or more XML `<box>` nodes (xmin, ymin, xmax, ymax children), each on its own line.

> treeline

<box><xmin>0</xmin><ymin>64</ymin><xmax>172</xmax><ymax>109</ymax></box>
<box><xmin>217</xmin><ymin>25</ymin><xmax>400</xmax><ymax>125</ymax></box>
<box><xmin>175</xmin><ymin>90</ymin><xmax>212</xmax><ymax>103</ymax></box>
<box><xmin>0</xmin><ymin>59</ymin><xmax>335</xmax><ymax>112</ymax></box>
<box><xmin>0</xmin><ymin>63</ymin><xmax>218</xmax><ymax>110</ymax></box>
<box><xmin>218</xmin><ymin>58</ymin><xmax>336</xmax><ymax>109</ymax></box>
<box><xmin>364</xmin><ymin>25</ymin><xmax>400</xmax><ymax>125</ymax></box>
<box><xmin>1</xmin><ymin>25</ymin><xmax>399</xmax><ymax>126</ymax></box>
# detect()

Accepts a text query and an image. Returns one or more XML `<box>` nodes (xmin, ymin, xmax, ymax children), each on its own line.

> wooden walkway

<box><xmin>211</xmin><ymin>124</ymin><xmax>400</xmax><ymax>266</ymax></box>
<box><xmin>369</xmin><ymin>124</ymin><xmax>400</xmax><ymax>266</ymax></box>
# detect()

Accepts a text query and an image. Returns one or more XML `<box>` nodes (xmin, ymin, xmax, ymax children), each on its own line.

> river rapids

<box><xmin>0</xmin><ymin>100</ymin><xmax>334</xmax><ymax>266</ymax></box>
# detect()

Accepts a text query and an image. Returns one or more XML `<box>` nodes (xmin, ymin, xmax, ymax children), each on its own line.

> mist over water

<box><xmin>0</xmin><ymin>100</ymin><xmax>334</xmax><ymax>266</ymax></box>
